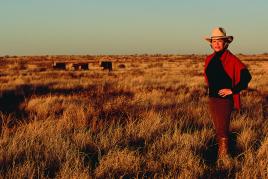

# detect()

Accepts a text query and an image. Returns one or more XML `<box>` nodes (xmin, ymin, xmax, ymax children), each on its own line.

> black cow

<box><xmin>52</xmin><ymin>62</ymin><xmax>66</xmax><ymax>70</ymax></box>
<box><xmin>100</xmin><ymin>61</ymin><xmax>112</xmax><ymax>71</ymax></box>
<box><xmin>79</xmin><ymin>63</ymin><xmax>89</xmax><ymax>70</ymax></box>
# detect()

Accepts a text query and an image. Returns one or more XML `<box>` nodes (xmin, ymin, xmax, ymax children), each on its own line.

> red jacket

<box><xmin>204</xmin><ymin>50</ymin><xmax>246</xmax><ymax>110</ymax></box>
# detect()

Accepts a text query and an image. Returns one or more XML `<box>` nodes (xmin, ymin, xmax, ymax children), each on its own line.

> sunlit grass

<box><xmin>0</xmin><ymin>54</ymin><xmax>267</xmax><ymax>178</ymax></box>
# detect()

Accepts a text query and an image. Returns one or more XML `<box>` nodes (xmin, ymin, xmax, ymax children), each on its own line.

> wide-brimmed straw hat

<box><xmin>205</xmin><ymin>27</ymin><xmax>233</xmax><ymax>43</ymax></box>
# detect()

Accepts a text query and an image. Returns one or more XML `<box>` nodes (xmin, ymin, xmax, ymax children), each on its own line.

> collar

<box><xmin>211</xmin><ymin>49</ymin><xmax>229</xmax><ymax>61</ymax></box>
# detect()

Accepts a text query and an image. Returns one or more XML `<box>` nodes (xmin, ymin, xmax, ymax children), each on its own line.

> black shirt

<box><xmin>206</xmin><ymin>50</ymin><xmax>233</xmax><ymax>99</ymax></box>
<box><xmin>205</xmin><ymin>50</ymin><xmax>251</xmax><ymax>99</ymax></box>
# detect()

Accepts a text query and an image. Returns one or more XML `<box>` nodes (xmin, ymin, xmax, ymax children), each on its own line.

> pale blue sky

<box><xmin>0</xmin><ymin>0</ymin><xmax>267</xmax><ymax>55</ymax></box>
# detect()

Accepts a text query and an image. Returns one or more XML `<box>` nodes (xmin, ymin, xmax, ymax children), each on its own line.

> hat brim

<box><xmin>205</xmin><ymin>36</ymin><xmax>233</xmax><ymax>43</ymax></box>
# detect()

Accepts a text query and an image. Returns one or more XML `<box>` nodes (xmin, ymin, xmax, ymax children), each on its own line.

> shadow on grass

<box><xmin>0</xmin><ymin>84</ymin><xmax>90</xmax><ymax>114</ymax></box>
<box><xmin>43</xmin><ymin>159</ymin><xmax>61</xmax><ymax>178</ymax></box>
<box><xmin>201</xmin><ymin>168</ymin><xmax>235</xmax><ymax>179</ymax></box>
<box><xmin>0</xmin><ymin>84</ymin><xmax>88</xmax><ymax>127</ymax></box>
<box><xmin>263</xmin><ymin>95</ymin><xmax>268</xmax><ymax>119</ymax></box>
<box><xmin>79</xmin><ymin>143</ymin><xmax>101</xmax><ymax>171</ymax></box>
<box><xmin>0</xmin><ymin>83</ymin><xmax>137</xmax><ymax>132</ymax></box>
<box><xmin>201</xmin><ymin>137</ymin><xmax>218</xmax><ymax>166</ymax></box>
<box><xmin>229</xmin><ymin>132</ymin><xmax>243</xmax><ymax>158</ymax></box>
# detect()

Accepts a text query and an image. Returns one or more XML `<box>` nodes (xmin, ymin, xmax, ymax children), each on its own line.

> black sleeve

<box><xmin>232</xmin><ymin>68</ymin><xmax>252</xmax><ymax>94</ymax></box>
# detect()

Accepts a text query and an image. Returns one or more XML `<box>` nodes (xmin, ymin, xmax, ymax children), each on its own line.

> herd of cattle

<box><xmin>52</xmin><ymin>61</ymin><xmax>113</xmax><ymax>71</ymax></box>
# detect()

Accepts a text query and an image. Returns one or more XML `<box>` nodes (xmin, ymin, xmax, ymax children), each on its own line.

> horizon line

<box><xmin>1</xmin><ymin>52</ymin><xmax>268</xmax><ymax>57</ymax></box>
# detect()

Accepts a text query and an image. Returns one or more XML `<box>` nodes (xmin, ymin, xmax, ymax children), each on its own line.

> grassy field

<box><xmin>0</xmin><ymin>54</ymin><xmax>267</xmax><ymax>178</ymax></box>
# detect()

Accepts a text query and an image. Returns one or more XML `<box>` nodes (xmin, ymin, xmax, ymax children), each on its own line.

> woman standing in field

<box><xmin>204</xmin><ymin>27</ymin><xmax>252</xmax><ymax>159</ymax></box>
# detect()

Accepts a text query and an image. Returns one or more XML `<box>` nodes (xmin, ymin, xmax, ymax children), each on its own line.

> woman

<box><xmin>204</xmin><ymin>27</ymin><xmax>252</xmax><ymax>158</ymax></box>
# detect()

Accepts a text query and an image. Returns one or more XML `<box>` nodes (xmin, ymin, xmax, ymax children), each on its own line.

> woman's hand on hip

<box><xmin>218</xmin><ymin>89</ymin><xmax>233</xmax><ymax>97</ymax></box>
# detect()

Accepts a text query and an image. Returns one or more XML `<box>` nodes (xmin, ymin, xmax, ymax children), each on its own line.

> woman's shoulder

<box><xmin>226</xmin><ymin>50</ymin><xmax>238</xmax><ymax>59</ymax></box>
<box><xmin>225</xmin><ymin>50</ymin><xmax>246</xmax><ymax>68</ymax></box>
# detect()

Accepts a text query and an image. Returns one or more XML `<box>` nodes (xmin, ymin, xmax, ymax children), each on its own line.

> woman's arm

<box><xmin>218</xmin><ymin>68</ymin><xmax>252</xmax><ymax>97</ymax></box>
<box><xmin>231</xmin><ymin>68</ymin><xmax>252</xmax><ymax>94</ymax></box>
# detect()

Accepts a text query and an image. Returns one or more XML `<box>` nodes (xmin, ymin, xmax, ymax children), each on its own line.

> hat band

<box><xmin>211</xmin><ymin>35</ymin><xmax>229</xmax><ymax>39</ymax></box>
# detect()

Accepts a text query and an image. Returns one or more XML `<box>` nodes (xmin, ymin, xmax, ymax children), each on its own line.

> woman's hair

<box><xmin>223</xmin><ymin>39</ymin><xmax>230</xmax><ymax>49</ymax></box>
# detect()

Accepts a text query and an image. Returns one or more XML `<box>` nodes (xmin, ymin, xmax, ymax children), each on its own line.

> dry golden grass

<box><xmin>0</xmin><ymin>54</ymin><xmax>267</xmax><ymax>178</ymax></box>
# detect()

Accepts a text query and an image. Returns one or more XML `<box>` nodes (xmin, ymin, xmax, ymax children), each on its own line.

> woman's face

<box><xmin>211</xmin><ymin>39</ymin><xmax>226</xmax><ymax>52</ymax></box>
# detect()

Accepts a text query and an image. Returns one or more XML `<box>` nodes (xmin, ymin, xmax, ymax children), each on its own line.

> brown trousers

<box><xmin>208</xmin><ymin>97</ymin><xmax>233</xmax><ymax>139</ymax></box>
